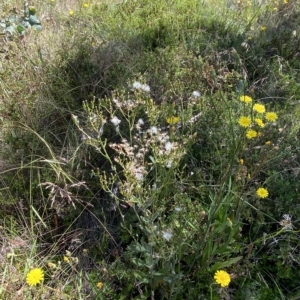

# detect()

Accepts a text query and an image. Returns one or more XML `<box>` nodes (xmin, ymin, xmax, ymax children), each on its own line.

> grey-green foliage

<box><xmin>0</xmin><ymin>2</ymin><xmax>42</xmax><ymax>38</ymax></box>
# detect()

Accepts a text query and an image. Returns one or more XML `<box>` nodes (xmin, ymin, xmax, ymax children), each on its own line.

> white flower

<box><xmin>165</xmin><ymin>160</ymin><xmax>173</xmax><ymax>168</ymax></box>
<box><xmin>133</xmin><ymin>81</ymin><xmax>142</xmax><ymax>89</ymax></box>
<box><xmin>141</xmin><ymin>84</ymin><xmax>150</xmax><ymax>92</ymax></box>
<box><xmin>149</xmin><ymin>126</ymin><xmax>158</xmax><ymax>135</ymax></box>
<box><xmin>165</xmin><ymin>142</ymin><xmax>173</xmax><ymax>152</ymax></box>
<box><xmin>192</xmin><ymin>91</ymin><xmax>201</xmax><ymax>98</ymax></box>
<box><xmin>137</xmin><ymin>118</ymin><xmax>144</xmax><ymax>126</ymax></box>
<box><xmin>175</xmin><ymin>207</ymin><xmax>182</xmax><ymax>212</ymax></box>
<box><xmin>162</xmin><ymin>231</ymin><xmax>172</xmax><ymax>241</ymax></box>
<box><xmin>110</xmin><ymin>116</ymin><xmax>121</xmax><ymax>126</ymax></box>
<box><xmin>132</xmin><ymin>81</ymin><xmax>150</xmax><ymax>92</ymax></box>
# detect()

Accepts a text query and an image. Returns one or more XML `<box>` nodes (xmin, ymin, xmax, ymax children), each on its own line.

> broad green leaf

<box><xmin>210</xmin><ymin>256</ymin><xmax>243</xmax><ymax>272</ymax></box>
<box><xmin>16</xmin><ymin>25</ymin><xmax>25</xmax><ymax>34</ymax></box>
<box><xmin>29</xmin><ymin>15</ymin><xmax>41</xmax><ymax>25</ymax></box>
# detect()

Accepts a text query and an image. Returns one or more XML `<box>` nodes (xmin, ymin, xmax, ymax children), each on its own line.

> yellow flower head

<box><xmin>214</xmin><ymin>270</ymin><xmax>231</xmax><ymax>287</ymax></box>
<box><xmin>238</xmin><ymin>116</ymin><xmax>251</xmax><ymax>127</ymax></box>
<box><xmin>256</xmin><ymin>187</ymin><xmax>269</xmax><ymax>198</ymax></box>
<box><xmin>255</xmin><ymin>118</ymin><xmax>265</xmax><ymax>127</ymax></box>
<box><xmin>63</xmin><ymin>256</ymin><xmax>70</xmax><ymax>263</ymax></box>
<box><xmin>97</xmin><ymin>282</ymin><xmax>104</xmax><ymax>289</ymax></box>
<box><xmin>239</xmin><ymin>159</ymin><xmax>244</xmax><ymax>165</ymax></box>
<box><xmin>166</xmin><ymin>116</ymin><xmax>179</xmax><ymax>125</ymax></box>
<box><xmin>83</xmin><ymin>3</ymin><xmax>89</xmax><ymax>8</ymax></box>
<box><xmin>240</xmin><ymin>95</ymin><xmax>252</xmax><ymax>104</ymax></box>
<box><xmin>253</xmin><ymin>103</ymin><xmax>266</xmax><ymax>114</ymax></box>
<box><xmin>69</xmin><ymin>10</ymin><xmax>74</xmax><ymax>15</ymax></box>
<box><xmin>246</xmin><ymin>129</ymin><xmax>257</xmax><ymax>139</ymax></box>
<box><xmin>261</xmin><ymin>26</ymin><xmax>267</xmax><ymax>31</ymax></box>
<box><xmin>265</xmin><ymin>140</ymin><xmax>271</xmax><ymax>145</ymax></box>
<box><xmin>265</xmin><ymin>112</ymin><xmax>278</xmax><ymax>122</ymax></box>
<box><xmin>26</xmin><ymin>268</ymin><xmax>44</xmax><ymax>286</ymax></box>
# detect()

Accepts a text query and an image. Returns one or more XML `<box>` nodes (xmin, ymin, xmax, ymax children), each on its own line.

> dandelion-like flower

<box><xmin>255</xmin><ymin>118</ymin><xmax>265</xmax><ymax>127</ymax></box>
<box><xmin>256</xmin><ymin>187</ymin><xmax>269</xmax><ymax>198</ymax></box>
<box><xmin>265</xmin><ymin>112</ymin><xmax>278</xmax><ymax>122</ymax></box>
<box><xmin>214</xmin><ymin>270</ymin><xmax>231</xmax><ymax>287</ymax></box>
<box><xmin>240</xmin><ymin>95</ymin><xmax>252</xmax><ymax>103</ymax></box>
<box><xmin>97</xmin><ymin>282</ymin><xmax>104</xmax><ymax>289</ymax></box>
<box><xmin>63</xmin><ymin>256</ymin><xmax>70</xmax><ymax>263</ymax></box>
<box><xmin>246</xmin><ymin>129</ymin><xmax>257</xmax><ymax>139</ymax></box>
<box><xmin>26</xmin><ymin>268</ymin><xmax>44</xmax><ymax>286</ymax></box>
<box><xmin>166</xmin><ymin>116</ymin><xmax>179</xmax><ymax>125</ymax></box>
<box><xmin>238</xmin><ymin>116</ymin><xmax>251</xmax><ymax>127</ymax></box>
<box><xmin>83</xmin><ymin>3</ymin><xmax>89</xmax><ymax>8</ymax></box>
<box><xmin>69</xmin><ymin>10</ymin><xmax>74</xmax><ymax>15</ymax></box>
<box><xmin>253</xmin><ymin>103</ymin><xmax>266</xmax><ymax>113</ymax></box>
<box><xmin>265</xmin><ymin>141</ymin><xmax>271</xmax><ymax>145</ymax></box>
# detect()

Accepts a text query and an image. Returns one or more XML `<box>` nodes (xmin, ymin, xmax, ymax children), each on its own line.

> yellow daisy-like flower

<box><xmin>214</xmin><ymin>270</ymin><xmax>231</xmax><ymax>288</ymax></box>
<box><xmin>253</xmin><ymin>103</ymin><xmax>265</xmax><ymax>114</ymax></box>
<box><xmin>246</xmin><ymin>129</ymin><xmax>257</xmax><ymax>139</ymax></box>
<box><xmin>83</xmin><ymin>3</ymin><xmax>89</xmax><ymax>8</ymax></box>
<box><xmin>265</xmin><ymin>112</ymin><xmax>278</xmax><ymax>122</ymax></box>
<box><xmin>69</xmin><ymin>10</ymin><xmax>74</xmax><ymax>15</ymax></box>
<box><xmin>166</xmin><ymin>116</ymin><xmax>179</xmax><ymax>125</ymax></box>
<box><xmin>238</xmin><ymin>116</ymin><xmax>251</xmax><ymax>127</ymax></box>
<box><xmin>239</xmin><ymin>159</ymin><xmax>244</xmax><ymax>165</ymax></box>
<box><xmin>265</xmin><ymin>140</ymin><xmax>271</xmax><ymax>145</ymax></box>
<box><xmin>97</xmin><ymin>282</ymin><xmax>104</xmax><ymax>289</ymax></box>
<box><xmin>255</xmin><ymin>118</ymin><xmax>265</xmax><ymax>127</ymax></box>
<box><xmin>261</xmin><ymin>26</ymin><xmax>267</xmax><ymax>31</ymax></box>
<box><xmin>63</xmin><ymin>256</ymin><xmax>70</xmax><ymax>263</ymax></box>
<box><xmin>26</xmin><ymin>268</ymin><xmax>44</xmax><ymax>286</ymax></box>
<box><xmin>256</xmin><ymin>187</ymin><xmax>269</xmax><ymax>198</ymax></box>
<box><xmin>240</xmin><ymin>95</ymin><xmax>252</xmax><ymax>103</ymax></box>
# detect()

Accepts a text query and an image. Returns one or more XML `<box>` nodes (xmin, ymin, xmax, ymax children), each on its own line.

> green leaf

<box><xmin>28</xmin><ymin>15</ymin><xmax>41</xmax><ymax>26</ymax></box>
<box><xmin>210</xmin><ymin>256</ymin><xmax>243</xmax><ymax>272</ymax></box>
<box><xmin>16</xmin><ymin>25</ymin><xmax>25</xmax><ymax>34</ymax></box>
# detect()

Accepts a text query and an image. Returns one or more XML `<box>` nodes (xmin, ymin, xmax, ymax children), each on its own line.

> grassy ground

<box><xmin>1</xmin><ymin>0</ymin><xmax>300</xmax><ymax>299</ymax></box>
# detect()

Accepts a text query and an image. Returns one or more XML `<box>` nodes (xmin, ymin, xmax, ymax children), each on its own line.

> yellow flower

<box><xmin>47</xmin><ymin>262</ymin><xmax>57</xmax><ymax>269</ymax></box>
<box><xmin>265</xmin><ymin>140</ymin><xmax>271</xmax><ymax>145</ymax></box>
<box><xmin>283</xmin><ymin>0</ymin><xmax>288</xmax><ymax>3</ymax></box>
<box><xmin>261</xmin><ymin>26</ymin><xmax>267</xmax><ymax>31</ymax></box>
<box><xmin>256</xmin><ymin>187</ymin><xmax>269</xmax><ymax>198</ymax></box>
<box><xmin>83</xmin><ymin>3</ymin><xmax>89</xmax><ymax>8</ymax></box>
<box><xmin>255</xmin><ymin>118</ymin><xmax>265</xmax><ymax>127</ymax></box>
<box><xmin>246</xmin><ymin>130</ymin><xmax>257</xmax><ymax>139</ymax></box>
<box><xmin>63</xmin><ymin>256</ymin><xmax>70</xmax><ymax>263</ymax></box>
<box><xmin>166</xmin><ymin>116</ymin><xmax>179</xmax><ymax>125</ymax></box>
<box><xmin>265</xmin><ymin>112</ymin><xmax>278</xmax><ymax>122</ymax></box>
<box><xmin>69</xmin><ymin>10</ymin><xmax>74</xmax><ymax>15</ymax></box>
<box><xmin>97</xmin><ymin>282</ymin><xmax>103</xmax><ymax>289</ymax></box>
<box><xmin>214</xmin><ymin>270</ymin><xmax>231</xmax><ymax>287</ymax></box>
<box><xmin>238</xmin><ymin>116</ymin><xmax>251</xmax><ymax>127</ymax></box>
<box><xmin>26</xmin><ymin>268</ymin><xmax>44</xmax><ymax>286</ymax></box>
<box><xmin>253</xmin><ymin>103</ymin><xmax>265</xmax><ymax>113</ymax></box>
<box><xmin>240</xmin><ymin>95</ymin><xmax>252</xmax><ymax>103</ymax></box>
<box><xmin>239</xmin><ymin>159</ymin><xmax>244</xmax><ymax>165</ymax></box>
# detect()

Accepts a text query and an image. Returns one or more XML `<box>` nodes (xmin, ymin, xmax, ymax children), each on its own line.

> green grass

<box><xmin>0</xmin><ymin>0</ymin><xmax>300</xmax><ymax>299</ymax></box>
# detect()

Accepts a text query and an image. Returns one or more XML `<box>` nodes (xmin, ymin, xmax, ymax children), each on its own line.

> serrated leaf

<box><xmin>210</xmin><ymin>256</ymin><xmax>243</xmax><ymax>272</ymax></box>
